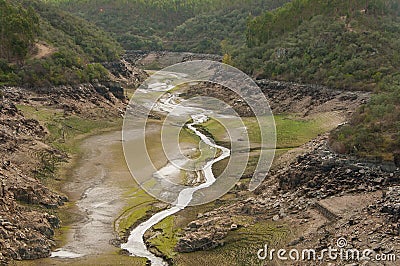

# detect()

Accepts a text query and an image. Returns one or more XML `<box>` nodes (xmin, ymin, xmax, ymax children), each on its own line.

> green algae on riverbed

<box><xmin>15</xmin><ymin>102</ymin><xmax>344</xmax><ymax>265</ymax></box>
<box><xmin>146</xmin><ymin>112</ymin><xmax>345</xmax><ymax>264</ymax></box>
<box><xmin>147</xmin><ymin>216</ymin><xmax>180</xmax><ymax>259</ymax></box>
<box><xmin>173</xmin><ymin>220</ymin><xmax>290</xmax><ymax>266</ymax></box>
<box><xmin>13</xmin><ymin>105</ymin><xmax>150</xmax><ymax>265</ymax></box>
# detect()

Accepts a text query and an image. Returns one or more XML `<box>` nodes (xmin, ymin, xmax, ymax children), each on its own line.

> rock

<box><xmin>102</xmin><ymin>60</ymin><xmax>148</xmax><ymax>89</ymax></box>
<box><xmin>277</xmin><ymin>137</ymin><xmax>400</xmax><ymax>199</ymax></box>
<box><xmin>124</xmin><ymin>50</ymin><xmax>222</xmax><ymax>69</ymax></box>
<box><xmin>380</xmin><ymin>186</ymin><xmax>400</xmax><ymax>222</ymax></box>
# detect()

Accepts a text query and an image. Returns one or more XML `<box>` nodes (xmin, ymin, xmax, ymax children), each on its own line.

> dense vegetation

<box><xmin>51</xmin><ymin>0</ymin><xmax>289</xmax><ymax>53</ymax></box>
<box><xmin>229</xmin><ymin>0</ymin><xmax>400</xmax><ymax>161</ymax></box>
<box><xmin>0</xmin><ymin>0</ymin><xmax>123</xmax><ymax>87</ymax></box>
<box><xmin>234</xmin><ymin>0</ymin><xmax>400</xmax><ymax>90</ymax></box>
<box><xmin>0</xmin><ymin>0</ymin><xmax>40</xmax><ymax>64</ymax></box>
<box><xmin>330</xmin><ymin>76</ymin><xmax>400</xmax><ymax>161</ymax></box>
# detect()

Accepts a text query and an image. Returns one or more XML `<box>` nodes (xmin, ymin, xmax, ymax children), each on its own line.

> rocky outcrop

<box><xmin>275</xmin><ymin>136</ymin><xmax>399</xmax><ymax>199</ymax></box>
<box><xmin>5</xmin><ymin>83</ymin><xmax>126</xmax><ymax>118</ymax></box>
<box><xmin>176</xmin><ymin>80</ymin><xmax>369</xmax><ymax>117</ymax></box>
<box><xmin>0</xmin><ymin>80</ymin><xmax>129</xmax><ymax>263</ymax></box>
<box><xmin>0</xmin><ymin>100</ymin><xmax>68</xmax><ymax>263</ymax></box>
<box><xmin>179</xmin><ymin>82</ymin><xmax>254</xmax><ymax>117</ymax></box>
<box><xmin>102</xmin><ymin>59</ymin><xmax>148</xmax><ymax>89</ymax></box>
<box><xmin>380</xmin><ymin>186</ymin><xmax>400</xmax><ymax>222</ymax></box>
<box><xmin>175</xmin><ymin>214</ymin><xmax>234</xmax><ymax>253</ymax></box>
<box><xmin>256</xmin><ymin>79</ymin><xmax>370</xmax><ymax>116</ymax></box>
<box><xmin>124</xmin><ymin>50</ymin><xmax>222</xmax><ymax>69</ymax></box>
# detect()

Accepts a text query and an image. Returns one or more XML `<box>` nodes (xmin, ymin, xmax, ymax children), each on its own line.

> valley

<box><xmin>1</xmin><ymin>0</ymin><xmax>399</xmax><ymax>265</ymax></box>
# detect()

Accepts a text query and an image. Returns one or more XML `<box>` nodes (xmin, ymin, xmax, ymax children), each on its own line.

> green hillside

<box><xmin>234</xmin><ymin>0</ymin><xmax>400</xmax><ymax>90</ymax></box>
<box><xmin>0</xmin><ymin>0</ymin><xmax>123</xmax><ymax>86</ymax></box>
<box><xmin>232</xmin><ymin>0</ymin><xmax>400</xmax><ymax>161</ymax></box>
<box><xmin>2</xmin><ymin>0</ymin><xmax>398</xmax><ymax>162</ymax></box>
<box><xmin>163</xmin><ymin>0</ymin><xmax>289</xmax><ymax>53</ymax></box>
<box><xmin>51</xmin><ymin>0</ymin><xmax>289</xmax><ymax>53</ymax></box>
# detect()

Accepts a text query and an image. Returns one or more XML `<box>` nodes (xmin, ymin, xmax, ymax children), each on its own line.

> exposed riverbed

<box><xmin>51</xmin><ymin>131</ymin><xmax>127</xmax><ymax>259</ymax></box>
<box><xmin>121</xmin><ymin>113</ymin><xmax>230</xmax><ymax>265</ymax></box>
<box><xmin>20</xmin><ymin>129</ymin><xmax>159</xmax><ymax>265</ymax></box>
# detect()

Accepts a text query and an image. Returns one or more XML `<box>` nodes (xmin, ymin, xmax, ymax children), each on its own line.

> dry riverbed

<box><xmin>14</xmin><ymin>129</ymin><xmax>152</xmax><ymax>265</ymax></box>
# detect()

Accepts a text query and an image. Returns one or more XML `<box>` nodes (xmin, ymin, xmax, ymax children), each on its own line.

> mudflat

<box><xmin>16</xmin><ymin>129</ymin><xmax>153</xmax><ymax>265</ymax></box>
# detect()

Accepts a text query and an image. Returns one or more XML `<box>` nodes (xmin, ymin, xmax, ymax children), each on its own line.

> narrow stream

<box><xmin>121</xmin><ymin>110</ymin><xmax>230</xmax><ymax>265</ymax></box>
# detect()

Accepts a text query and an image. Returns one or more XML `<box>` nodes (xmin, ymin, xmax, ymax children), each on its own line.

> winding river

<box><xmin>121</xmin><ymin>106</ymin><xmax>231</xmax><ymax>265</ymax></box>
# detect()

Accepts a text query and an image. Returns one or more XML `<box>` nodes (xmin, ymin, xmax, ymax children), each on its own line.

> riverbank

<box><xmin>12</xmin><ymin>128</ymin><xmax>147</xmax><ymax>265</ymax></box>
<box><xmin>0</xmin><ymin>79</ymin><xmax>150</xmax><ymax>264</ymax></box>
<box><xmin>130</xmin><ymin>79</ymin><xmax>374</xmax><ymax>264</ymax></box>
<box><xmin>0</xmin><ymin>82</ymin><xmax>132</xmax><ymax>263</ymax></box>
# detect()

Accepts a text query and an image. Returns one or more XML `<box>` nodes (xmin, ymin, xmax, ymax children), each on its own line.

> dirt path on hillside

<box><xmin>32</xmin><ymin>42</ymin><xmax>55</xmax><ymax>60</ymax></box>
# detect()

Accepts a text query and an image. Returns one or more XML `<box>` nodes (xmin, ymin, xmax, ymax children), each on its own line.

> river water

<box><xmin>121</xmin><ymin>102</ymin><xmax>231</xmax><ymax>265</ymax></box>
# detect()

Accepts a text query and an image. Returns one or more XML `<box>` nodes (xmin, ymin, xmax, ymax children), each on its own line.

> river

<box><xmin>48</xmin><ymin>63</ymin><xmax>273</xmax><ymax>265</ymax></box>
<box><xmin>121</xmin><ymin>112</ymin><xmax>230</xmax><ymax>265</ymax></box>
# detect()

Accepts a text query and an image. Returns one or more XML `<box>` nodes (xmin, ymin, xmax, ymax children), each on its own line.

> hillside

<box><xmin>0</xmin><ymin>0</ymin><xmax>123</xmax><ymax>87</ymax></box>
<box><xmin>227</xmin><ymin>0</ymin><xmax>400</xmax><ymax>163</ymax></box>
<box><xmin>51</xmin><ymin>0</ymin><xmax>289</xmax><ymax>54</ymax></box>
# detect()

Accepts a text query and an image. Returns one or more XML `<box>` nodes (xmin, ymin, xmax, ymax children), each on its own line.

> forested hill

<box><xmin>0</xmin><ymin>0</ymin><xmax>122</xmax><ymax>87</ymax></box>
<box><xmin>235</xmin><ymin>0</ymin><xmax>400</xmax><ymax>91</ymax></box>
<box><xmin>231</xmin><ymin>0</ymin><xmax>400</xmax><ymax>162</ymax></box>
<box><xmin>51</xmin><ymin>0</ymin><xmax>289</xmax><ymax>53</ymax></box>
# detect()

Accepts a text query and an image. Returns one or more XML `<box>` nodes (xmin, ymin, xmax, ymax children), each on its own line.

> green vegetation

<box><xmin>203</xmin><ymin>114</ymin><xmax>339</xmax><ymax>149</ymax></box>
<box><xmin>203</xmin><ymin>113</ymin><xmax>343</xmax><ymax>176</ymax></box>
<box><xmin>147</xmin><ymin>216</ymin><xmax>180</xmax><ymax>259</ymax></box>
<box><xmin>174</xmin><ymin>220</ymin><xmax>289</xmax><ymax>265</ymax></box>
<box><xmin>0</xmin><ymin>0</ymin><xmax>123</xmax><ymax>86</ymax></box>
<box><xmin>16</xmin><ymin>105</ymin><xmax>118</xmax><ymax>153</ymax></box>
<box><xmin>16</xmin><ymin>104</ymin><xmax>120</xmax><ymax>180</ymax></box>
<box><xmin>0</xmin><ymin>0</ymin><xmax>39</xmax><ymax>64</ymax></box>
<box><xmin>165</xmin><ymin>0</ymin><xmax>289</xmax><ymax>53</ymax></box>
<box><xmin>227</xmin><ymin>0</ymin><xmax>400</xmax><ymax>161</ymax></box>
<box><xmin>116</xmin><ymin>187</ymin><xmax>158</xmax><ymax>236</ymax></box>
<box><xmin>330</xmin><ymin>77</ymin><xmax>400</xmax><ymax>160</ymax></box>
<box><xmin>236</xmin><ymin>0</ymin><xmax>400</xmax><ymax>90</ymax></box>
<box><xmin>50</xmin><ymin>0</ymin><xmax>288</xmax><ymax>53</ymax></box>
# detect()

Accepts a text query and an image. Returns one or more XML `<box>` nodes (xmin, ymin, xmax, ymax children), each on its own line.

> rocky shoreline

<box><xmin>123</xmin><ymin>50</ymin><xmax>222</xmax><ymax>69</ymax></box>
<box><xmin>0</xmin><ymin>100</ymin><xmax>67</xmax><ymax>262</ymax></box>
<box><xmin>0</xmin><ymin>59</ymin><xmax>146</xmax><ymax>264</ymax></box>
<box><xmin>174</xmin><ymin>135</ymin><xmax>400</xmax><ymax>261</ymax></box>
<box><xmin>1</xmin><ymin>54</ymin><xmax>398</xmax><ymax>265</ymax></box>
